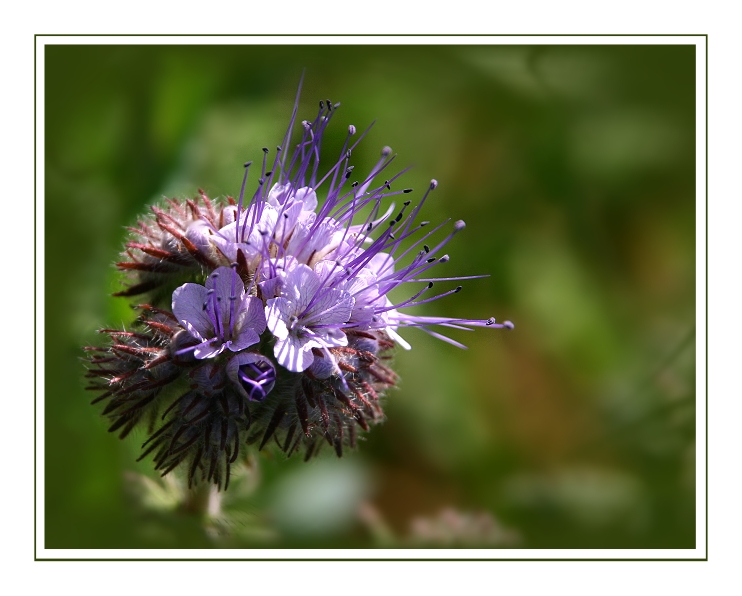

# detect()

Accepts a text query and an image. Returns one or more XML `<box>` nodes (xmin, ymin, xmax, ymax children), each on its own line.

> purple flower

<box><xmin>265</xmin><ymin>263</ymin><xmax>354</xmax><ymax>372</ymax></box>
<box><xmin>172</xmin><ymin>265</ymin><xmax>266</xmax><ymax>359</ymax></box>
<box><xmin>87</xmin><ymin>82</ymin><xmax>513</xmax><ymax>489</ymax></box>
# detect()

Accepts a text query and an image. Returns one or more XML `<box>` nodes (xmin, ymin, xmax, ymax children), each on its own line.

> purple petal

<box><xmin>286</xmin><ymin>219</ymin><xmax>341</xmax><ymax>265</ymax></box>
<box><xmin>294</xmin><ymin>186</ymin><xmax>318</xmax><ymax>211</ymax></box>
<box><xmin>237</xmin><ymin>295</ymin><xmax>267</xmax><ymax>337</ymax></box>
<box><xmin>307</xmin><ymin>352</ymin><xmax>335</xmax><ymax>379</ymax></box>
<box><xmin>302</xmin><ymin>288</ymin><xmax>354</xmax><ymax>327</ymax></box>
<box><xmin>273</xmin><ymin>201</ymin><xmax>304</xmax><ymax>243</ymax></box>
<box><xmin>285</xmin><ymin>264</ymin><xmax>322</xmax><ymax>312</ymax></box>
<box><xmin>228</xmin><ymin>295</ymin><xmax>264</xmax><ymax>351</ymax></box>
<box><xmin>206</xmin><ymin>266</ymin><xmax>244</xmax><ymax>332</ymax></box>
<box><xmin>172</xmin><ymin>283</ymin><xmax>212</xmax><ymax>341</ymax></box>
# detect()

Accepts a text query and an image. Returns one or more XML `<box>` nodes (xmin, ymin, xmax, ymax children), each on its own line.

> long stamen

<box><xmin>235</xmin><ymin>161</ymin><xmax>252</xmax><ymax>243</ymax></box>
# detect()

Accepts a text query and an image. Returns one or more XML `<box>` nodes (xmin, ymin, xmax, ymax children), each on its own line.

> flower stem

<box><xmin>180</xmin><ymin>482</ymin><xmax>222</xmax><ymax>519</ymax></box>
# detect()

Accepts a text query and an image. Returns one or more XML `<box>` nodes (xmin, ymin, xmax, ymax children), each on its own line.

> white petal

<box><xmin>273</xmin><ymin>335</ymin><xmax>316</xmax><ymax>372</ymax></box>
<box><xmin>265</xmin><ymin>298</ymin><xmax>291</xmax><ymax>340</ymax></box>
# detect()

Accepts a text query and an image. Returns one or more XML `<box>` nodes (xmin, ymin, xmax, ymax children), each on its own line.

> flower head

<box><xmin>85</xmin><ymin>82</ymin><xmax>512</xmax><ymax>490</ymax></box>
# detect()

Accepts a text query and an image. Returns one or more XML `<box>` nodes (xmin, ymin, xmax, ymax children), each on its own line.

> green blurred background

<box><xmin>44</xmin><ymin>44</ymin><xmax>696</xmax><ymax>550</ymax></box>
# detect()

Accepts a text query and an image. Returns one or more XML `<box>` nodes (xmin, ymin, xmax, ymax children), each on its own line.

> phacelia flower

<box><xmin>266</xmin><ymin>263</ymin><xmax>354</xmax><ymax>373</ymax></box>
<box><xmin>172</xmin><ymin>266</ymin><xmax>265</xmax><ymax>359</ymax></box>
<box><xmin>85</xmin><ymin>81</ymin><xmax>512</xmax><ymax>491</ymax></box>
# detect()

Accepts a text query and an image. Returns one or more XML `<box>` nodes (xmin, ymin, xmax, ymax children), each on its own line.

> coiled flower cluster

<box><xmin>84</xmin><ymin>86</ymin><xmax>512</xmax><ymax>490</ymax></box>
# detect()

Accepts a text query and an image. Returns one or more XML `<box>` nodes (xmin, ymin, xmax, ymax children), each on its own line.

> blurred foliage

<box><xmin>44</xmin><ymin>44</ymin><xmax>696</xmax><ymax>550</ymax></box>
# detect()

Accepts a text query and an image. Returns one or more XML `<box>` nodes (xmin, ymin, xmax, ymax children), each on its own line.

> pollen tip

<box><xmin>454</xmin><ymin>220</ymin><xmax>466</xmax><ymax>232</ymax></box>
<box><xmin>430</xmin><ymin>179</ymin><xmax>438</xmax><ymax>190</ymax></box>
<box><xmin>381</xmin><ymin>146</ymin><xmax>392</xmax><ymax>157</ymax></box>
<box><xmin>504</xmin><ymin>320</ymin><xmax>515</xmax><ymax>329</ymax></box>
<box><xmin>439</xmin><ymin>254</ymin><xmax>450</xmax><ymax>263</ymax></box>
<box><xmin>348</xmin><ymin>124</ymin><xmax>356</xmax><ymax>135</ymax></box>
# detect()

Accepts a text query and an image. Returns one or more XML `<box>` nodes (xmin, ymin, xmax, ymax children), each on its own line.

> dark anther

<box><xmin>403</xmin><ymin>200</ymin><xmax>411</xmax><ymax>206</ymax></box>
<box><xmin>427</xmin><ymin>282</ymin><xmax>434</xmax><ymax>289</ymax></box>
<box><xmin>403</xmin><ymin>188</ymin><xmax>413</xmax><ymax>194</ymax></box>
<box><xmin>486</xmin><ymin>317</ymin><xmax>496</xmax><ymax>326</ymax></box>
<box><xmin>346</xmin><ymin>149</ymin><xmax>352</xmax><ymax>159</ymax></box>
<box><xmin>244</xmin><ymin>161</ymin><xmax>252</xmax><ymax>168</ymax></box>
<box><xmin>426</xmin><ymin>257</ymin><xmax>435</xmax><ymax>263</ymax></box>
<box><xmin>352</xmin><ymin>181</ymin><xmax>359</xmax><ymax>187</ymax></box>
<box><xmin>262</xmin><ymin>147</ymin><xmax>269</xmax><ymax>153</ymax></box>
<box><xmin>424</xmin><ymin>244</ymin><xmax>430</xmax><ymax>253</ymax></box>
<box><xmin>265</xmin><ymin>171</ymin><xmax>272</xmax><ymax>177</ymax></box>
<box><xmin>454</xmin><ymin>286</ymin><xmax>463</xmax><ymax>293</ymax></box>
